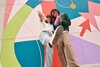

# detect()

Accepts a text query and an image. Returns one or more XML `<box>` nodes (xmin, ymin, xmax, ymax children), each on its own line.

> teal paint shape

<box><xmin>15</xmin><ymin>40</ymin><xmax>44</xmax><ymax>67</ymax></box>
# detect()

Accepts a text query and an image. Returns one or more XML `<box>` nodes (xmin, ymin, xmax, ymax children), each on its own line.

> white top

<box><xmin>42</xmin><ymin>21</ymin><xmax>54</xmax><ymax>33</ymax></box>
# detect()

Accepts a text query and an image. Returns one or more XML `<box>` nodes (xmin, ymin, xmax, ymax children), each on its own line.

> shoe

<box><xmin>48</xmin><ymin>43</ymin><xmax>53</xmax><ymax>48</ymax></box>
<box><xmin>51</xmin><ymin>26</ymin><xmax>63</xmax><ymax>45</ymax></box>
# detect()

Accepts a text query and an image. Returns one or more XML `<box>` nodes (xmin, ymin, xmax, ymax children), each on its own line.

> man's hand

<box><xmin>59</xmin><ymin>17</ymin><xmax>62</xmax><ymax>22</ymax></box>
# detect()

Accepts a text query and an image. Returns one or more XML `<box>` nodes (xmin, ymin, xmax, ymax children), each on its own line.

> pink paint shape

<box><xmin>89</xmin><ymin>1</ymin><xmax>100</xmax><ymax>16</ymax></box>
<box><xmin>79</xmin><ymin>1</ymin><xmax>100</xmax><ymax>31</ymax></box>
<box><xmin>79</xmin><ymin>12</ymin><xmax>99</xmax><ymax>30</ymax></box>
<box><xmin>4</xmin><ymin>0</ymin><xmax>15</xmax><ymax>28</ymax></box>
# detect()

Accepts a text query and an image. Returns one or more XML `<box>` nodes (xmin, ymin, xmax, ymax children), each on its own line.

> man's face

<box><xmin>52</xmin><ymin>11</ymin><xmax>59</xmax><ymax>18</ymax></box>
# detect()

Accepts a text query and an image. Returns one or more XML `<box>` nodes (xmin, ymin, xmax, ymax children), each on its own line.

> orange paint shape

<box><xmin>52</xmin><ymin>46</ymin><xmax>62</xmax><ymax>67</ymax></box>
<box><xmin>41</xmin><ymin>1</ymin><xmax>56</xmax><ymax>16</ymax></box>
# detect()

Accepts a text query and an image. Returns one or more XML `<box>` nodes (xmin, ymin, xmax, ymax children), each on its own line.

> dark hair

<box><xmin>50</xmin><ymin>9</ymin><xmax>60</xmax><ymax>16</ymax></box>
<box><xmin>50</xmin><ymin>9</ymin><xmax>60</xmax><ymax>22</ymax></box>
<box><xmin>45</xmin><ymin>15</ymin><xmax>53</xmax><ymax>24</ymax></box>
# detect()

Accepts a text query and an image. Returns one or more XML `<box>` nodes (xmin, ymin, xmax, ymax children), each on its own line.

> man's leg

<box><xmin>63</xmin><ymin>31</ymin><xmax>80</xmax><ymax>67</ymax></box>
<box><xmin>57</xmin><ymin>34</ymin><xmax>68</xmax><ymax>67</ymax></box>
<box><xmin>49</xmin><ymin>26</ymin><xmax>63</xmax><ymax>45</ymax></box>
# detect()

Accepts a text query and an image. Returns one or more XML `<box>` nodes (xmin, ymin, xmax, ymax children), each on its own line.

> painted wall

<box><xmin>0</xmin><ymin>0</ymin><xmax>100</xmax><ymax>67</ymax></box>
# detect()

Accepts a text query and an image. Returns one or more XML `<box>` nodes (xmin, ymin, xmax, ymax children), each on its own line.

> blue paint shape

<box><xmin>14</xmin><ymin>40</ymin><xmax>44</xmax><ymax>67</ymax></box>
<box><xmin>56</xmin><ymin>0</ymin><xmax>89</xmax><ymax>19</ymax></box>
<box><xmin>26</xmin><ymin>0</ymin><xmax>42</xmax><ymax>8</ymax></box>
<box><xmin>89</xmin><ymin>0</ymin><xmax>100</xmax><ymax>4</ymax></box>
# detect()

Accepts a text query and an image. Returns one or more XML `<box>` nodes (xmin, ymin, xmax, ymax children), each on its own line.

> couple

<box><xmin>38</xmin><ymin>9</ymin><xmax>80</xmax><ymax>67</ymax></box>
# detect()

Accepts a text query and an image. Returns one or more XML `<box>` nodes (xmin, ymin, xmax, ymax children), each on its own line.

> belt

<box><xmin>42</xmin><ymin>31</ymin><xmax>52</xmax><ymax>36</ymax></box>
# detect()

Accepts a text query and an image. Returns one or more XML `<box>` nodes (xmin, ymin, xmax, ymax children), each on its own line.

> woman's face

<box><xmin>47</xmin><ymin>17</ymin><xmax>51</xmax><ymax>24</ymax></box>
<box><xmin>52</xmin><ymin>11</ymin><xmax>59</xmax><ymax>18</ymax></box>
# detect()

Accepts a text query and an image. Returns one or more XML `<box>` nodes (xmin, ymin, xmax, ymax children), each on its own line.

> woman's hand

<box><xmin>38</xmin><ymin>11</ymin><xmax>43</xmax><ymax>22</ymax></box>
<box><xmin>56</xmin><ymin>16</ymin><xmax>62</xmax><ymax>23</ymax></box>
<box><xmin>38</xmin><ymin>11</ymin><xmax>47</xmax><ymax>22</ymax></box>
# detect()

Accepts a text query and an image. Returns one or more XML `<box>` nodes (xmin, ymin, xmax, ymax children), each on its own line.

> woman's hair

<box><xmin>50</xmin><ymin>9</ymin><xmax>60</xmax><ymax>16</ymax></box>
<box><xmin>45</xmin><ymin>15</ymin><xmax>53</xmax><ymax>24</ymax></box>
<box><xmin>50</xmin><ymin>9</ymin><xmax>60</xmax><ymax>22</ymax></box>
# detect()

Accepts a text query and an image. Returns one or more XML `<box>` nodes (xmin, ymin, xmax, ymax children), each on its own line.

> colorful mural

<box><xmin>0</xmin><ymin>0</ymin><xmax>100</xmax><ymax>67</ymax></box>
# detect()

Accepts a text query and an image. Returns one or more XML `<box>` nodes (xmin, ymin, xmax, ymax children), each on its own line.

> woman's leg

<box><xmin>44</xmin><ymin>43</ymin><xmax>53</xmax><ymax>67</ymax></box>
<box><xmin>39</xmin><ymin>32</ymin><xmax>54</xmax><ymax>67</ymax></box>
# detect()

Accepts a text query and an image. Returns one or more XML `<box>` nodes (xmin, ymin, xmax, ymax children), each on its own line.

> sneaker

<box><xmin>48</xmin><ymin>43</ymin><xmax>53</xmax><ymax>48</ymax></box>
<box><xmin>50</xmin><ymin>26</ymin><xmax>63</xmax><ymax>45</ymax></box>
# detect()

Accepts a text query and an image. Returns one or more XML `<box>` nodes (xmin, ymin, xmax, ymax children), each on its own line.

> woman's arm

<box><xmin>38</xmin><ymin>11</ymin><xmax>47</xmax><ymax>22</ymax></box>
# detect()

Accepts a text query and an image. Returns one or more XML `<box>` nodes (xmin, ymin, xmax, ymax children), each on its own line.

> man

<box><xmin>50</xmin><ymin>9</ymin><xmax>80</xmax><ymax>67</ymax></box>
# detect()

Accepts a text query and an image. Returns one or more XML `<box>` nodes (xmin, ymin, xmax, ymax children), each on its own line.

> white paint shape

<box><xmin>0</xmin><ymin>0</ymin><xmax>6</xmax><ymax>57</ymax></box>
<box><xmin>70</xmin><ymin>16</ymin><xmax>100</xmax><ymax>46</ymax></box>
<box><xmin>15</xmin><ymin>4</ymin><xmax>43</xmax><ymax>42</ymax></box>
<box><xmin>0</xmin><ymin>63</ymin><xmax>2</xmax><ymax>67</ymax></box>
<box><xmin>69</xmin><ymin>16</ymin><xmax>85</xmax><ymax>34</ymax></box>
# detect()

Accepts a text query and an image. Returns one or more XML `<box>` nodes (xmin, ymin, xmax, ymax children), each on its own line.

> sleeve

<box><xmin>41</xmin><ymin>21</ymin><xmax>47</xmax><ymax>28</ymax></box>
<box><xmin>54</xmin><ymin>16</ymin><xmax>60</xmax><ymax>26</ymax></box>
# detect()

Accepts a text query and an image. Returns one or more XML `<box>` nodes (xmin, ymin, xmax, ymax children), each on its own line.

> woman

<box><xmin>38</xmin><ymin>11</ymin><xmax>63</xmax><ymax>67</ymax></box>
<box><xmin>38</xmin><ymin>11</ymin><xmax>54</xmax><ymax>67</ymax></box>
